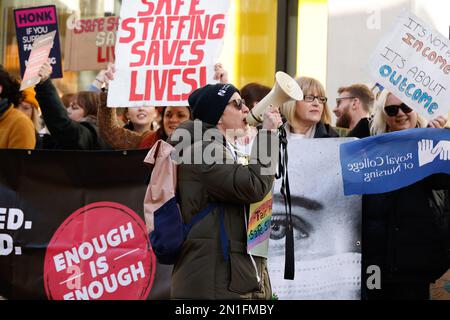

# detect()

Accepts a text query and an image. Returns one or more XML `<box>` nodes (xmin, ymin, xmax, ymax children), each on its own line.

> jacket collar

<box><xmin>314</xmin><ymin>122</ymin><xmax>328</xmax><ymax>138</ymax></box>
<box><xmin>314</xmin><ymin>122</ymin><xmax>336</xmax><ymax>138</ymax></box>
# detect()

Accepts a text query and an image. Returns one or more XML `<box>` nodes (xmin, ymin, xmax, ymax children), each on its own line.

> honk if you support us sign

<box><xmin>368</xmin><ymin>10</ymin><xmax>450</xmax><ymax>120</ymax></box>
<box><xmin>108</xmin><ymin>0</ymin><xmax>230</xmax><ymax>107</ymax></box>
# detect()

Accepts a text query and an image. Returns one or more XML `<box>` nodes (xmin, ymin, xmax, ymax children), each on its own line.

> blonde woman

<box><xmin>349</xmin><ymin>87</ymin><xmax>446</xmax><ymax>138</ymax></box>
<box><xmin>360</xmin><ymin>89</ymin><xmax>449</xmax><ymax>300</ymax></box>
<box><xmin>280</xmin><ymin>76</ymin><xmax>337</xmax><ymax>139</ymax></box>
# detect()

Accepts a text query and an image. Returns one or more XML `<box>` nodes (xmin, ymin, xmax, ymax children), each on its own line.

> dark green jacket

<box><xmin>168</xmin><ymin>120</ymin><xmax>278</xmax><ymax>299</ymax></box>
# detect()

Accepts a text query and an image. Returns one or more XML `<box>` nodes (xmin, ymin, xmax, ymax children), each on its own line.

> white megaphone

<box><xmin>246</xmin><ymin>71</ymin><xmax>303</xmax><ymax>126</ymax></box>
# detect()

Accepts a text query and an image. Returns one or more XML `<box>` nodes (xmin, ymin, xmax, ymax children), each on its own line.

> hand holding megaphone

<box><xmin>246</xmin><ymin>71</ymin><xmax>303</xmax><ymax>126</ymax></box>
<box><xmin>262</xmin><ymin>105</ymin><xmax>283</xmax><ymax>131</ymax></box>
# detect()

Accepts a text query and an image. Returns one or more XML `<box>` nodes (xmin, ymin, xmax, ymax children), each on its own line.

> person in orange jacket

<box><xmin>0</xmin><ymin>67</ymin><xmax>35</xmax><ymax>149</ymax></box>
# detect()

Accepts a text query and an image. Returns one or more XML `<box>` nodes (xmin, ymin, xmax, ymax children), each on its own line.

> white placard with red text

<box><xmin>107</xmin><ymin>0</ymin><xmax>230</xmax><ymax>107</ymax></box>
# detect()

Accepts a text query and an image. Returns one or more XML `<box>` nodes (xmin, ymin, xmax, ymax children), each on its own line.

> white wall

<box><xmin>327</xmin><ymin>0</ymin><xmax>450</xmax><ymax>124</ymax></box>
<box><xmin>326</xmin><ymin>0</ymin><xmax>450</xmax><ymax>124</ymax></box>
<box><xmin>326</xmin><ymin>0</ymin><xmax>411</xmax><ymax>122</ymax></box>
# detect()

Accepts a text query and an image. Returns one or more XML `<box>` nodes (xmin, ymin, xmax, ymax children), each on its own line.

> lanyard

<box><xmin>276</xmin><ymin>126</ymin><xmax>295</xmax><ymax>280</ymax></box>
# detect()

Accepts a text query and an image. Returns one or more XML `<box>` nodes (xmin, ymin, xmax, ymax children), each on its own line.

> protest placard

<box><xmin>0</xmin><ymin>149</ymin><xmax>171</xmax><ymax>300</ymax></box>
<box><xmin>64</xmin><ymin>16</ymin><xmax>119</xmax><ymax>71</ymax></box>
<box><xmin>44</xmin><ymin>202</ymin><xmax>154</xmax><ymax>300</ymax></box>
<box><xmin>247</xmin><ymin>191</ymin><xmax>273</xmax><ymax>258</ymax></box>
<box><xmin>108</xmin><ymin>0</ymin><xmax>231</xmax><ymax>107</ymax></box>
<box><xmin>14</xmin><ymin>5</ymin><xmax>62</xmax><ymax>79</ymax></box>
<box><xmin>20</xmin><ymin>31</ymin><xmax>55</xmax><ymax>91</ymax></box>
<box><xmin>368</xmin><ymin>10</ymin><xmax>450</xmax><ymax>120</ymax></box>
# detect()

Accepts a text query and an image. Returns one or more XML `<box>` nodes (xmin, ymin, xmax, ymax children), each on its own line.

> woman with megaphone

<box><xmin>168</xmin><ymin>81</ymin><xmax>282</xmax><ymax>299</ymax></box>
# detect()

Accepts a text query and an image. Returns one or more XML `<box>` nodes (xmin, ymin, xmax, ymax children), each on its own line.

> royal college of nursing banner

<box><xmin>0</xmin><ymin>143</ymin><xmax>362</xmax><ymax>300</ymax></box>
<box><xmin>340</xmin><ymin>128</ymin><xmax>450</xmax><ymax>196</ymax></box>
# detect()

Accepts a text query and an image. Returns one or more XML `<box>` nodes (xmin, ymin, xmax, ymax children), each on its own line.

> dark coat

<box><xmin>347</xmin><ymin>118</ymin><xmax>370</xmax><ymax>138</ymax></box>
<box><xmin>362</xmin><ymin>174</ymin><xmax>450</xmax><ymax>299</ymax></box>
<box><xmin>35</xmin><ymin>80</ymin><xmax>110</xmax><ymax>150</ymax></box>
<box><xmin>351</xmin><ymin>122</ymin><xmax>450</xmax><ymax>298</ymax></box>
<box><xmin>167</xmin><ymin>120</ymin><xmax>278</xmax><ymax>299</ymax></box>
<box><xmin>314</xmin><ymin>122</ymin><xmax>339</xmax><ymax>138</ymax></box>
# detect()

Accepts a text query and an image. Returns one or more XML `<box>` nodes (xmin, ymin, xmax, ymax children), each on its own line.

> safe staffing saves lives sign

<box><xmin>107</xmin><ymin>0</ymin><xmax>231</xmax><ymax>107</ymax></box>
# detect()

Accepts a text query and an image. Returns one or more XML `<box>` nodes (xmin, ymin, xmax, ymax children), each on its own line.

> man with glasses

<box><xmin>333</xmin><ymin>84</ymin><xmax>374</xmax><ymax>136</ymax></box>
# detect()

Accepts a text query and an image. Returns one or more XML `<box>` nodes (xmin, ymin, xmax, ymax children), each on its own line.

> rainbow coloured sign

<box><xmin>247</xmin><ymin>191</ymin><xmax>273</xmax><ymax>258</ymax></box>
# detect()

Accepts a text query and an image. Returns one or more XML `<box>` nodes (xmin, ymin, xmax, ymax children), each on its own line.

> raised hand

<box><xmin>37</xmin><ymin>62</ymin><xmax>53</xmax><ymax>83</ymax></box>
<box><xmin>262</xmin><ymin>105</ymin><xmax>282</xmax><ymax>131</ymax></box>
<box><xmin>427</xmin><ymin>115</ymin><xmax>448</xmax><ymax>128</ymax></box>
<box><xmin>213</xmin><ymin>63</ymin><xmax>228</xmax><ymax>84</ymax></box>
<box><xmin>103</xmin><ymin>63</ymin><xmax>116</xmax><ymax>88</ymax></box>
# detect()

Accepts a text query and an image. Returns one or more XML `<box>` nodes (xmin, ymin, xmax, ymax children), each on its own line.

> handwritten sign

<box><xmin>108</xmin><ymin>0</ymin><xmax>230</xmax><ymax>107</ymax></box>
<box><xmin>20</xmin><ymin>31</ymin><xmax>55</xmax><ymax>91</ymax></box>
<box><xmin>247</xmin><ymin>191</ymin><xmax>273</xmax><ymax>258</ymax></box>
<box><xmin>14</xmin><ymin>5</ymin><xmax>62</xmax><ymax>79</ymax></box>
<box><xmin>368</xmin><ymin>10</ymin><xmax>450</xmax><ymax>120</ymax></box>
<box><xmin>64</xmin><ymin>16</ymin><xmax>119</xmax><ymax>71</ymax></box>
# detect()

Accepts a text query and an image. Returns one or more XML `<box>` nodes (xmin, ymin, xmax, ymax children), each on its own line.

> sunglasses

<box><xmin>384</xmin><ymin>103</ymin><xmax>413</xmax><ymax>117</ymax></box>
<box><xmin>229</xmin><ymin>99</ymin><xmax>246</xmax><ymax>110</ymax></box>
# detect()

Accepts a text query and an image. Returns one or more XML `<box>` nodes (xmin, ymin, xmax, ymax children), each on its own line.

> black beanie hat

<box><xmin>188</xmin><ymin>83</ymin><xmax>240</xmax><ymax>125</ymax></box>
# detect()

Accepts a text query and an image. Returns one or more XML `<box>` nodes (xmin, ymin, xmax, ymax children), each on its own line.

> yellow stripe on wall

<box><xmin>220</xmin><ymin>0</ymin><xmax>278</xmax><ymax>89</ymax></box>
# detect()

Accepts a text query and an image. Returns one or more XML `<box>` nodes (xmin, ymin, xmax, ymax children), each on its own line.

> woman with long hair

<box><xmin>358</xmin><ymin>89</ymin><xmax>449</xmax><ymax>300</ymax></box>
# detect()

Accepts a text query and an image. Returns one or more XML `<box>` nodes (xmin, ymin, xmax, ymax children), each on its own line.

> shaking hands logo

<box><xmin>418</xmin><ymin>139</ymin><xmax>450</xmax><ymax>167</ymax></box>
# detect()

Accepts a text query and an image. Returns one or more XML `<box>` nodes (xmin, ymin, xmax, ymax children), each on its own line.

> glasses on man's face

<box><xmin>336</xmin><ymin>96</ymin><xmax>355</xmax><ymax>106</ymax></box>
<box><xmin>384</xmin><ymin>103</ymin><xmax>413</xmax><ymax>117</ymax></box>
<box><xmin>303</xmin><ymin>95</ymin><xmax>328</xmax><ymax>104</ymax></box>
<box><xmin>229</xmin><ymin>99</ymin><xmax>246</xmax><ymax>110</ymax></box>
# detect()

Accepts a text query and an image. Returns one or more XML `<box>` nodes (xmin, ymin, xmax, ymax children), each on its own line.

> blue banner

<box><xmin>14</xmin><ymin>5</ymin><xmax>63</xmax><ymax>79</ymax></box>
<box><xmin>340</xmin><ymin>128</ymin><xmax>450</xmax><ymax>195</ymax></box>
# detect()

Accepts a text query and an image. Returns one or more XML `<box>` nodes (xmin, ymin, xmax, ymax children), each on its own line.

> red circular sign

<box><xmin>44</xmin><ymin>202</ymin><xmax>155</xmax><ymax>300</ymax></box>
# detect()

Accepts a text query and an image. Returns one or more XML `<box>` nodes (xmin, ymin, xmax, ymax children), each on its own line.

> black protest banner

<box><xmin>0</xmin><ymin>149</ymin><xmax>172</xmax><ymax>300</ymax></box>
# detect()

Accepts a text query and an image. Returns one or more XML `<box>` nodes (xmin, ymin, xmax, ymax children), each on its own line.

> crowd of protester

<box><xmin>0</xmin><ymin>58</ymin><xmax>449</xmax><ymax>301</ymax></box>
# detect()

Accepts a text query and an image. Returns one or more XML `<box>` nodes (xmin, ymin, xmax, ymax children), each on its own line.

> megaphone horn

<box><xmin>246</xmin><ymin>71</ymin><xmax>303</xmax><ymax>126</ymax></box>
